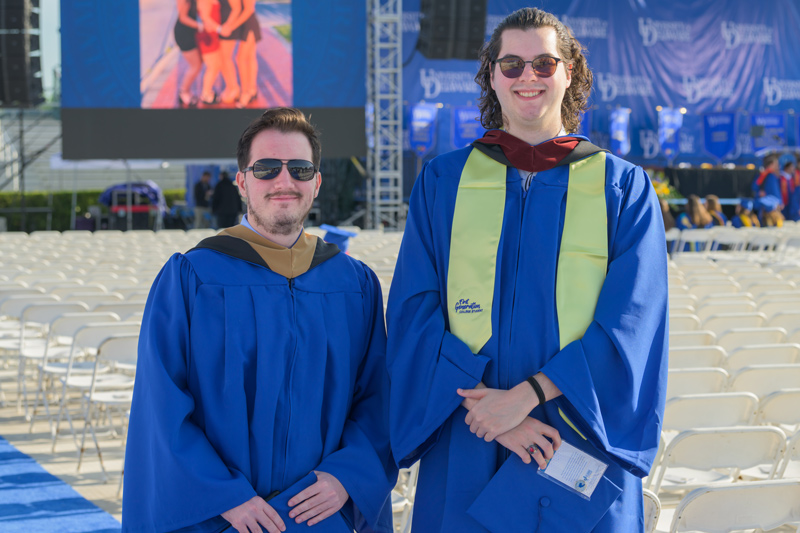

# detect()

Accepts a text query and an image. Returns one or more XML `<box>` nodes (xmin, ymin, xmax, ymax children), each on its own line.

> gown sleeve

<box><xmin>385</xmin><ymin>161</ymin><xmax>492</xmax><ymax>468</ymax></box>
<box><xmin>540</xmin><ymin>164</ymin><xmax>669</xmax><ymax>477</ymax></box>
<box><xmin>122</xmin><ymin>254</ymin><xmax>257</xmax><ymax>532</ymax></box>
<box><xmin>315</xmin><ymin>267</ymin><xmax>398</xmax><ymax>533</ymax></box>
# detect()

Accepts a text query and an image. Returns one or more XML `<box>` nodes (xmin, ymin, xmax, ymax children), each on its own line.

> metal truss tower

<box><xmin>366</xmin><ymin>0</ymin><xmax>403</xmax><ymax>230</ymax></box>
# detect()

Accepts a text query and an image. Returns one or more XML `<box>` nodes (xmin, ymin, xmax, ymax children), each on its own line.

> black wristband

<box><xmin>526</xmin><ymin>376</ymin><xmax>546</xmax><ymax>407</ymax></box>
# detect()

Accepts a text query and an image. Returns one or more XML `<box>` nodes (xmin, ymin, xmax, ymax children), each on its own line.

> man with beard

<box><xmin>123</xmin><ymin>108</ymin><xmax>396</xmax><ymax>533</ymax></box>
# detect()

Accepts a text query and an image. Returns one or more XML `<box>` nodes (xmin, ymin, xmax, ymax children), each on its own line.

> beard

<box><xmin>247</xmin><ymin>192</ymin><xmax>313</xmax><ymax>236</ymax></box>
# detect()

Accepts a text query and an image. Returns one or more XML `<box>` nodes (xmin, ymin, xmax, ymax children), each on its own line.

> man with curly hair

<box><xmin>387</xmin><ymin>7</ymin><xmax>668</xmax><ymax>532</ymax></box>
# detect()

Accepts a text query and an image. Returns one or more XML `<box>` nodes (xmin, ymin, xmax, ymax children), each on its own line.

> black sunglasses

<box><xmin>242</xmin><ymin>159</ymin><xmax>317</xmax><ymax>181</ymax></box>
<box><xmin>494</xmin><ymin>55</ymin><xmax>566</xmax><ymax>79</ymax></box>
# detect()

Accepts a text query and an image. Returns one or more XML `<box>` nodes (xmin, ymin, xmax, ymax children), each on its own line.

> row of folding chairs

<box><xmin>669</xmin><ymin>344</ymin><xmax>800</xmax><ymax>372</ymax></box>
<box><xmin>648</xmin><ymin>426</ymin><xmax>799</xmax><ymax>497</ymax></box>
<box><xmin>667</xmin><ymin>226</ymin><xmax>800</xmax><ymax>260</ymax></box>
<box><xmin>670</xmin><ymin>327</ymin><xmax>800</xmax><ymax>352</ymax></box>
<box><xmin>668</xmin><ymin>311</ymin><xmax>799</xmax><ymax>337</ymax></box>
<box><xmin>669</xmin><ymin>296</ymin><xmax>800</xmax><ymax>322</ymax></box>
<box><xmin>667</xmin><ymin>365</ymin><xmax>800</xmax><ymax>400</ymax></box>
<box><xmin>645</xmin><ymin>479</ymin><xmax>800</xmax><ymax>533</ymax></box>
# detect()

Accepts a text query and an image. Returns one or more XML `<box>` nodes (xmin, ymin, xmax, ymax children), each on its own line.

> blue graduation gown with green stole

<box><xmin>123</xmin><ymin>227</ymin><xmax>396</xmax><ymax>532</ymax></box>
<box><xmin>386</xmin><ymin>139</ymin><xmax>668</xmax><ymax>532</ymax></box>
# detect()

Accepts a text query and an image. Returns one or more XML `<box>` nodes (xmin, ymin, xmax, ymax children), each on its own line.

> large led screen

<box><xmin>61</xmin><ymin>0</ymin><xmax>366</xmax><ymax>159</ymax></box>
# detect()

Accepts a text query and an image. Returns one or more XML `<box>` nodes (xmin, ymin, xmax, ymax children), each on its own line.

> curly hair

<box><xmin>475</xmin><ymin>8</ymin><xmax>592</xmax><ymax>134</ymax></box>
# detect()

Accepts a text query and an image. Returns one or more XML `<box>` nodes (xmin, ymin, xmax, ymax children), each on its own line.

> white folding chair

<box><xmin>666</xmin><ymin>368</ymin><xmax>729</xmax><ymax>399</ymax></box>
<box><xmin>668</xmin><ymin>294</ymin><xmax>696</xmax><ymax>310</ymax></box>
<box><xmin>695</xmin><ymin>300</ymin><xmax>757</xmax><ymax>321</ymax></box>
<box><xmin>688</xmin><ymin>281</ymin><xmax>742</xmax><ymax>299</ymax></box>
<box><xmin>768</xmin><ymin>310</ymin><xmax>800</xmax><ymax>331</ymax></box>
<box><xmin>651</xmin><ymin>426</ymin><xmax>786</xmax><ymax>496</ymax></box>
<box><xmin>50</xmin><ymin>321</ymin><xmax>142</xmax><ymax>452</ymax></box>
<box><xmin>701</xmin><ymin>312</ymin><xmax>767</xmax><ymax>336</ymax></box>
<box><xmin>667</xmin><ymin>479</ymin><xmax>800</xmax><ymax>533</ymax></box>
<box><xmin>663</xmin><ymin>392</ymin><xmax>758</xmax><ymax>432</ymax></box>
<box><xmin>669</xmin><ymin>330</ymin><xmax>716</xmax><ymax>348</ymax></box>
<box><xmin>669</xmin><ymin>313</ymin><xmax>702</xmax><ymax>332</ymax></box>
<box><xmin>77</xmin><ymin>334</ymin><xmax>138</xmax><ymax>480</ymax></box>
<box><xmin>729</xmin><ymin>364</ymin><xmax>800</xmax><ymax>399</ymax></box>
<box><xmin>668</xmin><ymin>346</ymin><xmax>726</xmax><ymax>369</ymax></box>
<box><xmin>14</xmin><ymin>302</ymin><xmax>89</xmax><ymax>416</ymax></box>
<box><xmin>726</xmin><ymin>344</ymin><xmax>800</xmax><ymax>371</ymax></box>
<box><xmin>665</xmin><ymin>228</ymin><xmax>681</xmax><ymax>255</ymax></box>
<box><xmin>755</xmin><ymin>389</ymin><xmax>800</xmax><ymax>428</ymax></box>
<box><xmin>777</xmin><ymin>431</ymin><xmax>800</xmax><ymax>480</ymax></box>
<box><xmin>392</xmin><ymin>460</ymin><xmax>419</xmax><ymax>533</ymax></box>
<box><xmin>66</xmin><ymin>292</ymin><xmax>125</xmax><ymax>310</ymax></box>
<box><xmin>27</xmin><ymin>311</ymin><xmax>121</xmax><ymax>433</ymax></box>
<box><xmin>642</xmin><ymin>488</ymin><xmax>660</xmax><ymax>533</ymax></box>
<box><xmin>717</xmin><ymin>327</ymin><xmax>787</xmax><ymax>353</ymax></box>
<box><xmin>675</xmin><ymin>229</ymin><xmax>714</xmax><ymax>254</ymax></box>
<box><xmin>93</xmin><ymin>302</ymin><xmax>146</xmax><ymax>321</ymax></box>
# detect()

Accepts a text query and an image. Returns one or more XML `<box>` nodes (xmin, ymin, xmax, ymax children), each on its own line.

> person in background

<box><xmin>193</xmin><ymin>171</ymin><xmax>213</xmax><ymax>228</ymax></box>
<box><xmin>752</xmin><ymin>153</ymin><xmax>782</xmax><ymax>209</ymax></box>
<box><xmin>174</xmin><ymin>0</ymin><xmax>203</xmax><ymax>107</ymax></box>
<box><xmin>731</xmin><ymin>198</ymin><xmax>760</xmax><ymax>228</ymax></box>
<box><xmin>676</xmin><ymin>194</ymin><xmax>713</xmax><ymax>229</ymax></box>
<box><xmin>123</xmin><ymin>107</ymin><xmax>396</xmax><ymax>533</ymax></box>
<box><xmin>704</xmin><ymin>194</ymin><xmax>728</xmax><ymax>226</ymax></box>
<box><xmin>212</xmin><ymin>170</ymin><xmax>243</xmax><ymax>228</ymax></box>
<box><xmin>660</xmin><ymin>198</ymin><xmax>676</xmax><ymax>231</ymax></box>
<box><xmin>756</xmin><ymin>195</ymin><xmax>784</xmax><ymax>227</ymax></box>
<box><xmin>779</xmin><ymin>154</ymin><xmax>799</xmax><ymax>221</ymax></box>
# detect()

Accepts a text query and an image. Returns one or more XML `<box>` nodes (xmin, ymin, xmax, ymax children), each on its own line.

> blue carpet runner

<box><xmin>0</xmin><ymin>435</ymin><xmax>121</xmax><ymax>532</ymax></box>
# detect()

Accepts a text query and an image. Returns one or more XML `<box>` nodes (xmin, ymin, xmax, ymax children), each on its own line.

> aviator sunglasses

<box><xmin>242</xmin><ymin>159</ymin><xmax>318</xmax><ymax>181</ymax></box>
<box><xmin>494</xmin><ymin>55</ymin><xmax>567</xmax><ymax>79</ymax></box>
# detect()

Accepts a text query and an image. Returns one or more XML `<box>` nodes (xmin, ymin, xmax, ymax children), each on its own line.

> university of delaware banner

<box><xmin>658</xmin><ymin>108</ymin><xmax>683</xmax><ymax>160</ymax></box>
<box><xmin>610</xmin><ymin>108</ymin><xmax>631</xmax><ymax>157</ymax></box>
<box><xmin>409</xmin><ymin>103</ymin><xmax>439</xmax><ymax>158</ymax></box>
<box><xmin>401</xmin><ymin>0</ymin><xmax>800</xmax><ymax>166</ymax></box>
<box><xmin>452</xmin><ymin>106</ymin><xmax>486</xmax><ymax>149</ymax></box>
<box><xmin>751</xmin><ymin>113</ymin><xmax>787</xmax><ymax>152</ymax></box>
<box><xmin>703</xmin><ymin>112</ymin><xmax>737</xmax><ymax>161</ymax></box>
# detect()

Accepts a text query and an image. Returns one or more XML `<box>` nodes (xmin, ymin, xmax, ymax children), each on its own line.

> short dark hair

<box><xmin>763</xmin><ymin>153</ymin><xmax>779</xmax><ymax>169</ymax></box>
<box><xmin>475</xmin><ymin>8</ymin><xmax>592</xmax><ymax>134</ymax></box>
<box><xmin>236</xmin><ymin>107</ymin><xmax>322</xmax><ymax>171</ymax></box>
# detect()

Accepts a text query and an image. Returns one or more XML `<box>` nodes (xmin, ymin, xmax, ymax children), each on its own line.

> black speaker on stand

<box><xmin>0</xmin><ymin>0</ymin><xmax>44</xmax><ymax>107</ymax></box>
<box><xmin>417</xmin><ymin>0</ymin><xmax>488</xmax><ymax>60</ymax></box>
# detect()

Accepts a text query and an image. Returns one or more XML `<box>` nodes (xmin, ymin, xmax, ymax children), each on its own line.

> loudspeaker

<box><xmin>417</xmin><ymin>0</ymin><xmax>487</xmax><ymax>60</ymax></box>
<box><xmin>0</xmin><ymin>0</ymin><xmax>43</xmax><ymax>107</ymax></box>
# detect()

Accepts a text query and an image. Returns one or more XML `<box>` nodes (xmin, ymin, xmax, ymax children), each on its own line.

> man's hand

<box><xmin>287</xmin><ymin>471</ymin><xmax>349</xmax><ymax>526</ymax></box>
<box><xmin>495</xmin><ymin>417</ymin><xmax>562</xmax><ymax>469</ymax></box>
<box><xmin>222</xmin><ymin>496</ymin><xmax>286</xmax><ymax>533</ymax></box>
<box><xmin>457</xmin><ymin>382</ymin><xmax>538</xmax><ymax>442</ymax></box>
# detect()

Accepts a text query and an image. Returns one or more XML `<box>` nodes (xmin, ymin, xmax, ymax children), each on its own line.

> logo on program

<box><xmin>575</xmin><ymin>470</ymin><xmax>592</xmax><ymax>493</ymax></box>
<box><xmin>455</xmin><ymin>298</ymin><xmax>483</xmax><ymax>314</ymax></box>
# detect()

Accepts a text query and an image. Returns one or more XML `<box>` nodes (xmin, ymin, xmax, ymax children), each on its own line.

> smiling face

<box><xmin>235</xmin><ymin>129</ymin><xmax>321</xmax><ymax>241</ymax></box>
<box><xmin>490</xmin><ymin>26</ymin><xmax>571</xmax><ymax>143</ymax></box>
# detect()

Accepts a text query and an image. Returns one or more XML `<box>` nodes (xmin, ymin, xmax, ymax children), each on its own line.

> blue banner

<box><xmin>401</xmin><ymin>0</ymin><xmax>800</xmax><ymax>166</ymax></box>
<box><xmin>658</xmin><ymin>108</ymin><xmax>683</xmax><ymax>160</ymax></box>
<box><xmin>751</xmin><ymin>113</ymin><xmax>786</xmax><ymax>152</ymax></box>
<box><xmin>409</xmin><ymin>103</ymin><xmax>439</xmax><ymax>157</ymax></box>
<box><xmin>451</xmin><ymin>106</ymin><xmax>486</xmax><ymax>149</ymax></box>
<box><xmin>579</xmin><ymin>108</ymin><xmax>592</xmax><ymax>137</ymax></box>
<box><xmin>703</xmin><ymin>112</ymin><xmax>737</xmax><ymax>161</ymax></box>
<box><xmin>610</xmin><ymin>108</ymin><xmax>631</xmax><ymax>156</ymax></box>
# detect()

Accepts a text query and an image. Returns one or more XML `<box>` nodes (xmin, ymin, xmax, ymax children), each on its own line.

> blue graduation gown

<box><xmin>386</xmin><ymin>145</ymin><xmax>669</xmax><ymax>532</ymax></box>
<box><xmin>123</xmin><ymin>235</ymin><xmax>396</xmax><ymax>532</ymax></box>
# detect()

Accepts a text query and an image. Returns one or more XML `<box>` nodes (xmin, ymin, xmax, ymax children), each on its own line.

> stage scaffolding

<box><xmin>366</xmin><ymin>0</ymin><xmax>404</xmax><ymax>230</ymax></box>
